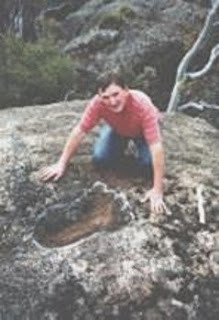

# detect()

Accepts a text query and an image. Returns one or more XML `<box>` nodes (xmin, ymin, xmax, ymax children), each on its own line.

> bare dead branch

<box><xmin>196</xmin><ymin>185</ymin><xmax>206</xmax><ymax>224</ymax></box>
<box><xmin>167</xmin><ymin>1</ymin><xmax>219</xmax><ymax>113</ymax></box>
<box><xmin>199</xmin><ymin>100</ymin><xmax>219</xmax><ymax>110</ymax></box>
<box><xmin>178</xmin><ymin>102</ymin><xmax>204</xmax><ymax>111</ymax></box>
<box><xmin>211</xmin><ymin>0</ymin><xmax>219</xmax><ymax>8</ymax></box>
<box><xmin>188</xmin><ymin>44</ymin><xmax>219</xmax><ymax>79</ymax></box>
<box><xmin>178</xmin><ymin>100</ymin><xmax>219</xmax><ymax>111</ymax></box>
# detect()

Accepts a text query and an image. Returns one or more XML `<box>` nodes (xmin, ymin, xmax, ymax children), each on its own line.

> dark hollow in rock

<box><xmin>34</xmin><ymin>182</ymin><xmax>132</xmax><ymax>247</ymax></box>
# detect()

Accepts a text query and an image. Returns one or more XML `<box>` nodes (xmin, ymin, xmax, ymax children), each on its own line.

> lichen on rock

<box><xmin>0</xmin><ymin>100</ymin><xmax>218</xmax><ymax>319</ymax></box>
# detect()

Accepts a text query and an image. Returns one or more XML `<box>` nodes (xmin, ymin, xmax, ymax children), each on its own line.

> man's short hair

<box><xmin>96</xmin><ymin>70</ymin><xmax>127</xmax><ymax>92</ymax></box>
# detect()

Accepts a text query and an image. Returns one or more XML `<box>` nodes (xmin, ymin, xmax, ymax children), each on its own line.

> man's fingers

<box><xmin>157</xmin><ymin>201</ymin><xmax>164</xmax><ymax>214</ymax></box>
<box><xmin>39</xmin><ymin>167</ymin><xmax>52</xmax><ymax>176</ymax></box>
<box><xmin>41</xmin><ymin>172</ymin><xmax>55</xmax><ymax>181</ymax></box>
<box><xmin>39</xmin><ymin>168</ymin><xmax>52</xmax><ymax>179</ymax></box>
<box><xmin>150</xmin><ymin>200</ymin><xmax>164</xmax><ymax>214</ymax></box>
<box><xmin>53</xmin><ymin>172</ymin><xmax>62</xmax><ymax>182</ymax></box>
<box><xmin>163</xmin><ymin>202</ymin><xmax>172</xmax><ymax>216</ymax></box>
<box><xmin>157</xmin><ymin>203</ymin><xmax>164</xmax><ymax>214</ymax></box>
<box><xmin>38</xmin><ymin>167</ymin><xmax>56</xmax><ymax>181</ymax></box>
<box><xmin>39</xmin><ymin>171</ymin><xmax>51</xmax><ymax>180</ymax></box>
<box><xmin>139</xmin><ymin>192</ymin><xmax>150</xmax><ymax>203</ymax></box>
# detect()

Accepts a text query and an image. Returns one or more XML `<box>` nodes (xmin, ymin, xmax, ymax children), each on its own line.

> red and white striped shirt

<box><xmin>79</xmin><ymin>90</ymin><xmax>162</xmax><ymax>145</ymax></box>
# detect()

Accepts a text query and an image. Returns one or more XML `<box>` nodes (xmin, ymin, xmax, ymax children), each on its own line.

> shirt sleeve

<box><xmin>141</xmin><ymin>97</ymin><xmax>162</xmax><ymax>145</ymax></box>
<box><xmin>78</xmin><ymin>96</ymin><xmax>101</xmax><ymax>133</ymax></box>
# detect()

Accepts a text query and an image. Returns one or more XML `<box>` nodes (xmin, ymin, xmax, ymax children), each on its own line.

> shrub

<box><xmin>0</xmin><ymin>34</ymin><xmax>76</xmax><ymax>108</ymax></box>
<box><xmin>99</xmin><ymin>5</ymin><xmax>136</xmax><ymax>30</ymax></box>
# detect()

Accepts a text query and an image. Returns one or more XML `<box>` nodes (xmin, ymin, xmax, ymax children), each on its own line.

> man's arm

<box><xmin>141</xmin><ymin>141</ymin><xmax>165</xmax><ymax>213</ymax></box>
<box><xmin>58</xmin><ymin>124</ymin><xmax>86</xmax><ymax>168</ymax></box>
<box><xmin>39</xmin><ymin>124</ymin><xmax>86</xmax><ymax>181</ymax></box>
<box><xmin>150</xmin><ymin>141</ymin><xmax>164</xmax><ymax>194</ymax></box>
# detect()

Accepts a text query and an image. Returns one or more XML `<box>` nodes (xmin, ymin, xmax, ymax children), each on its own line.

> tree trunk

<box><xmin>167</xmin><ymin>1</ymin><xmax>219</xmax><ymax>113</ymax></box>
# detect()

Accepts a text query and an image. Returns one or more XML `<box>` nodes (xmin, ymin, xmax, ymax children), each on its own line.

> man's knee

<box><xmin>92</xmin><ymin>150</ymin><xmax>109</xmax><ymax>166</ymax></box>
<box><xmin>137</xmin><ymin>155</ymin><xmax>153</xmax><ymax>180</ymax></box>
<box><xmin>138</xmin><ymin>155</ymin><xmax>152</xmax><ymax>168</ymax></box>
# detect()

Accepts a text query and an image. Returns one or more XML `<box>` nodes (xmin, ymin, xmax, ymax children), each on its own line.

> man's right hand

<box><xmin>38</xmin><ymin>162</ymin><xmax>66</xmax><ymax>182</ymax></box>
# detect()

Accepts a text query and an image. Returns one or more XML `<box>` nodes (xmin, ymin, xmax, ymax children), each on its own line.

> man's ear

<box><xmin>98</xmin><ymin>88</ymin><xmax>103</xmax><ymax>96</ymax></box>
<box><xmin>124</xmin><ymin>86</ymin><xmax>129</xmax><ymax>94</ymax></box>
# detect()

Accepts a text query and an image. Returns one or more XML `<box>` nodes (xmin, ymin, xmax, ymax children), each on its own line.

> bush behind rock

<box><xmin>0</xmin><ymin>34</ymin><xmax>77</xmax><ymax>108</ymax></box>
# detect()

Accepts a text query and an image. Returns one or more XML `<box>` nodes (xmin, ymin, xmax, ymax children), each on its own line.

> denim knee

<box><xmin>138</xmin><ymin>155</ymin><xmax>152</xmax><ymax>168</ymax></box>
<box><xmin>92</xmin><ymin>151</ymin><xmax>110</xmax><ymax>167</ymax></box>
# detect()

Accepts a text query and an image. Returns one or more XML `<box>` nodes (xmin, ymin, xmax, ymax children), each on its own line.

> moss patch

<box><xmin>99</xmin><ymin>5</ymin><xmax>136</xmax><ymax>30</ymax></box>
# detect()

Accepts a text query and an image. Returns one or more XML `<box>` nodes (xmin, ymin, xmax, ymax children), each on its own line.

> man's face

<box><xmin>99</xmin><ymin>83</ymin><xmax>128</xmax><ymax>113</ymax></box>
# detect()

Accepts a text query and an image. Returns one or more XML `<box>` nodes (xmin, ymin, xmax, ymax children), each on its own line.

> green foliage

<box><xmin>102</xmin><ymin>0</ymin><xmax>116</xmax><ymax>4</ymax></box>
<box><xmin>0</xmin><ymin>34</ymin><xmax>76</xmax><ymax>108</ymax></box>
<box><xmin>41</xmin><ymin>18</ymin><xmax>66</xmax><ymax>42</ymax></box>
<box><xmin>99</xmin><ymin>5</ymin><xmax>136</xmax><ymax>30</ymax></box>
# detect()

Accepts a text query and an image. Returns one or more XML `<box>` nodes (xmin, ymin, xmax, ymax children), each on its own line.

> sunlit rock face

<box><xmin>0</xmin><ymin>101</ymin><xmax>219</xmax><ymax>319</ymax></box>
<box><xmin>56</xmin><ymin>0</ymin><xmax>218</xmax><ymax>120</ymax></box>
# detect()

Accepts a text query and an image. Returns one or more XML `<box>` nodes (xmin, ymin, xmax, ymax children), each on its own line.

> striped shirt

<box><xmin>79</xmin><ymin>89</ymin><xmax>162</xmax><ymax>145</ymax></box>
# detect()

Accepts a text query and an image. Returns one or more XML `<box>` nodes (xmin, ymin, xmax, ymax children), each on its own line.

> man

<box><xmin>39</xmin><ymin>72</ymin><xmax>165</xmax><ymax>213</ymax></box>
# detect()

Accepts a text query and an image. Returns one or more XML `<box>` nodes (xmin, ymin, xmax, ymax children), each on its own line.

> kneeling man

<box><xmin>39</xmin><ymin>71</ymin><xmax>165</xmax><ymax>213</ymax></box>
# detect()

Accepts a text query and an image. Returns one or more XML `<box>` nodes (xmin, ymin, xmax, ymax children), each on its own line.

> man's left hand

<box><xmin>140</xmin><ymin>188</ymin><xmax>164</xmax><ymax>214</ymax></box>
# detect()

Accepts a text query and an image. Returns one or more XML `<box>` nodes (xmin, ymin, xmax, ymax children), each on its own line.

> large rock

<box><xmin>0</xmin><ymin>101</ymin><xmax>218</xmax><ymax>319</ymax></box>
<box><xmin>50</xmin><ymin>0</ymin><xmax>218</xmax><ymax>130</ymax></box>
<box><xmin>59</xmin><ymin>0</ymin><xmax>217</xmax><ymax>108</ymax></box>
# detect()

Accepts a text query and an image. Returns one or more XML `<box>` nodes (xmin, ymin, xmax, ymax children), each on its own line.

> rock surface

<box><xmin>55</xmin><ymin>0</ymin><xmax>218</xmax><ymax>115</ymax></box>
<box><xmin>0</xmin><ymin>100</ymin><xmax>218</xmax><ymax>319</ymax></box>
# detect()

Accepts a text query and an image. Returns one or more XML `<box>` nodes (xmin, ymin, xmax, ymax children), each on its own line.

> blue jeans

<box><xmin>92</xmin><ymin>125</ymin><xmax>152</xmax><ymax>171</ymax></box>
